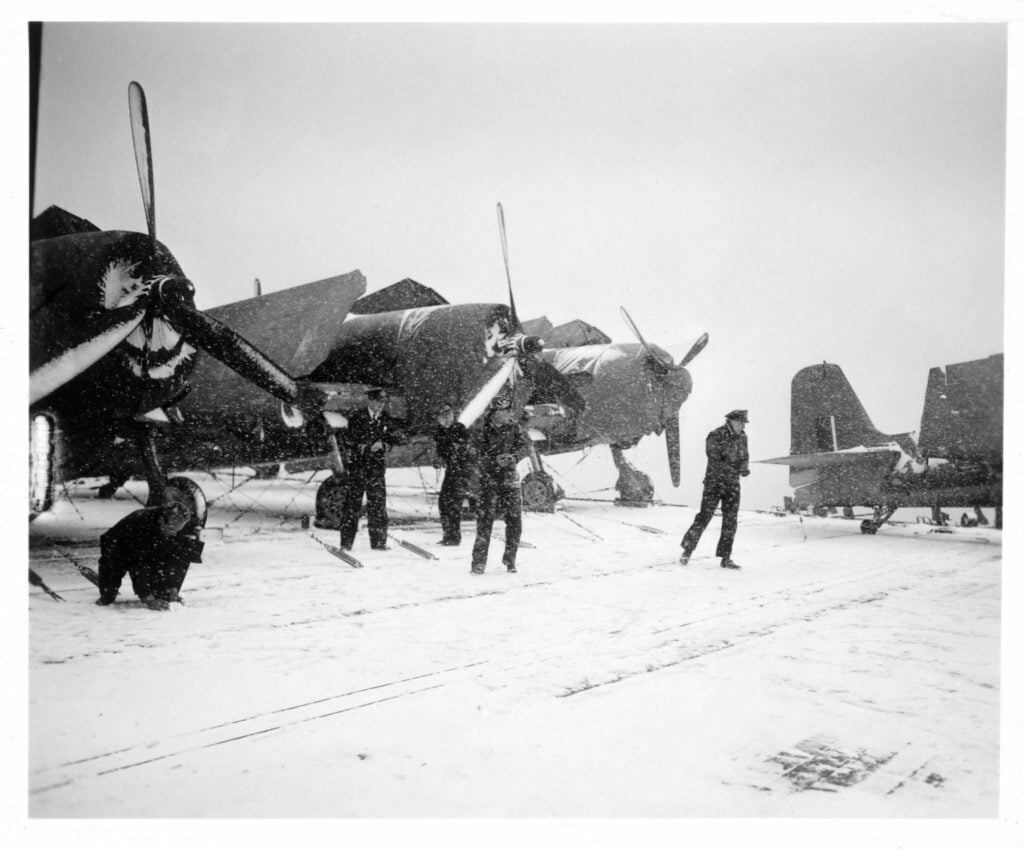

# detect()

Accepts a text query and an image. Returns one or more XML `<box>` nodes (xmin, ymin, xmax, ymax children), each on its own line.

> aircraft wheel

<box><xmin>164</xmin><ymin>476</ymin><xmax>209</xmax><ymax>531</ymax></box>
<box><xmin>521</xmin><ymin>472</ymin><xmax>557</xmax><ymax>513</ymax></box>
<box><xmin>29</xmin><ymin>414</ymin><xmax>55</xmax><ymax>515</ymax></box>
<box><xmin>315</xmin><ymin>473</ymin><xmax>348</xmax><ymax>529</ymax></box>
<box><xmin>859</xmin><ymin>520</ymin><xmax>878</xmax><ymax>535</ymax></box>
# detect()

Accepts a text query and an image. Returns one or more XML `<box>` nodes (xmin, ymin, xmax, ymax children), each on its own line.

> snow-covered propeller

<box><xmin>457</xmin><ymin>202</ymin><xmax>584</xmax><ymax>427</ymax></box>
<box><xmin>29</xmin><ymin>82</ymin><xmax>324</xmax><ymax>413</ymax></box>
<box><xmin>620</xmin><ymin>306</ymin><xmax>708</xmax><ymax>487</ymax></box>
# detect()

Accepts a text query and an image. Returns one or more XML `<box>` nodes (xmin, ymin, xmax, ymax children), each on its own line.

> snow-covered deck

<box><xmin>28</xmin><ymin>472</ymin><xmax>1001</xmax><ymax>817</ymax></box>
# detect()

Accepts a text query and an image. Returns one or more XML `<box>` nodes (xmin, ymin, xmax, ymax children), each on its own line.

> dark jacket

<box><xmin>703</xmin><ymin>423</ymin><xmax>749</xmax><ymax>485</ymax></box>
<box><xmin>342</xmin><ymin>409</ymin><xmax>406</xmax><ymax>471</ymax></box>
<box><xmin>433</xmin><ymin>422</ymin><xmax>470</xmax><ymax>469</ymax></box>
<box><xmin>98</xmin><ymin>507</ymin><xmax>200</xmax><ymax>597</ymax></box>
<box><xmin>476</xmin><ymin>420</ymin><xmax>530</xmax><ymax>487</ymax></box>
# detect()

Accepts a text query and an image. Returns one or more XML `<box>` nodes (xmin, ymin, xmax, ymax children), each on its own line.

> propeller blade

<box><xmin>30</xmin><ymin>306</ymin><xmax>147</xmax><ymax>405</ymax></box>
<box><xmin>620</xmin><ymin>306</ymin><xmax>672</xmax><ymax>373</ymax></box>
<box><xmin>457</xmin><ymin>358</ymin><xmax>517</xmax><ymax>428</ymax></box>
<box><xmin>128</xmin><ymin>81</ymin><xmax>157</xmax><ymax>242</ymax></box>
<box><xmin>159</xmin><ymin>299</ymin><xmax>325</xmax><ymax>409</ymax></box>
<box><xmin>496</xmin><ymin>202</ymin><xmax>520</xmax><ymax>329</ymax></box>
<box><xmin>665</xmin><ymin>414</ymin><xmax>681</xmax><ymax>487</ymax></box>
<box><xmin>677</xmin><ymin>332</ymin><xmax>709</xmax><ymax>368</ymax></box>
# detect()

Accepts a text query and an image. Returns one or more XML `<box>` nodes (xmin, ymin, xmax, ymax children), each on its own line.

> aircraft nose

<box><xmin>152</xmin><ymin>276</ymin><xmax>196</xmax><ymax>307</ymax></box>
<box><xmin>521</xmin><ymin>335</ymin><xmax>544</xmax><ymax>355</ymax></box>
<box><xmin>670</xmin><ymin>367</ymin><xmax>693</xmax><ymax>400</ymax></box>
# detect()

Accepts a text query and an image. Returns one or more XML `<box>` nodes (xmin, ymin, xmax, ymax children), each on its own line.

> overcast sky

<box><xmin>30</xmin><ymin>21</ymin><xmax>1007</xmax><ymax>508</ymax></box>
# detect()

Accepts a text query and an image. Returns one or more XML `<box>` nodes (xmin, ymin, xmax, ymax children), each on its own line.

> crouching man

<box><xmin>96</xmin><ymin>500</ymin><xmax>203</xmax><ymax>611</ymax></box>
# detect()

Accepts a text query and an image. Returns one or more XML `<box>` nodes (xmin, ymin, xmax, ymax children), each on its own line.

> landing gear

<box><xmin>611</xmin><ymin>444</ymin><xmax>654</xmax><ymax>505</ymax></box>
<box><xmin>521</xmin><ymin>437</ymin><xmax>561</xmax><ymax>512</ymax></box>
<box><xmin>860</xmin><ymin>503</ymin><xmax>897</xmax><ymax>534</ymax></box>
<box><xmin>134</xmin><ymin>423</ymin><xmax>168</xmax><ymax>506</ymax></box>
<box><xmin>315</xmin><ymin>472</ymin><xmax>349</xmax><ymax>529</ymax></box>
<box><xmin>521</xmin><ymin>471</ymin><xmax>558</xmax><ymax>512</ymax></box>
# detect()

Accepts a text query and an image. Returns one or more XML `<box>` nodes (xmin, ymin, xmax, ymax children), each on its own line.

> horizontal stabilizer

<box><xmin>758</xmin><ymin>445</ymin><xmax>900</xmax><ymax>470</ymax></box>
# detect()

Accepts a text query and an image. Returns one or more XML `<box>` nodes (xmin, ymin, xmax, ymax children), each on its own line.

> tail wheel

<box><xmin>521</xmin><ymin>471</ymin><xmax>557</xmax><ymax>513</ymax></box>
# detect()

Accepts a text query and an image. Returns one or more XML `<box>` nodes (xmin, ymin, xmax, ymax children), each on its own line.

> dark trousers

<box><xmin>471</xmin><ymin>478</ymin><xmax>522</xmax><ymax>570</ymax></box>
<box><xmin>99</xmin><ymin>557</ymin><xmax>190</xmax><ymax>602</ymax></box>
<box><xmin>340</xmin><ymin>465</ymin><xmax>388</xmax><ymax>549</ymax></box>
<box><xmin>681</xmin><ymin>478</ymin><xmax>741</xmax><ymax>558</ymax></box>
<box><xmin>439</xmin><ymin>466</ymin><xmax>467</xmax><ymax>543</ymax></box>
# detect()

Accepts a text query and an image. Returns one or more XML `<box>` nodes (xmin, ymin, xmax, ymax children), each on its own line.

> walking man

<box><xmin>96</xmin><ymin>500</ymin><xmax>201</xmax><ymax>610</ymax></box>
<box><xmin>680</xmin><ymin>409</ymin><xmax>750</xmax><ymax>569</ymax></box>
<box><xmin>339</xmin><ymin>388</ymin><xmax>405</xmax><ymax>550</ymax></box>
<box><xmin>432</xmin><ymin>403</ymin><xmax>471</xmax><ymax>545</ymax></box>
<box><xmin>471</xmin><ymin>396</ymin><xmax>529</xmax><ymax>574</ymax></box>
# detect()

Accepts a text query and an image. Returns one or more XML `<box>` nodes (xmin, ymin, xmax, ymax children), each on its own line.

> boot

<box><xmin>720</xmin><ymin>557</ymin><xmax>741</xmax><ymax>570</ymax></box>
<box><xmin>679</xmin><ymin>548</ymin><xmax>693</xmax><ymax>565</ymax></box>
<box><xmin>142</xmin><ymin>595</ymin><xmax>170</xmax><ymax>611</ymax></box>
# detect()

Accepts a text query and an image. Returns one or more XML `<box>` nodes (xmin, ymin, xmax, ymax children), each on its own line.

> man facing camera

<box><xmin>679</xmin><ymin>409</ymin><xmax>750</xmax><ymax>570</ymax></box>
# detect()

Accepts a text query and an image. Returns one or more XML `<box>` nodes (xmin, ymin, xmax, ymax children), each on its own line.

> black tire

<box><xmin>860</xmin><ymin>520</ymin><xmax>878</xmax><ymax>535</ymax></box>
<box><xmin>521</xmin><ymin>472</ymin><xmax>557</xmax><ymax>513</ymax></box>
<box><xmin>315</xmin><ymin>473</ymin><xmax>349</xmax><ymax>529</ymax></box>
<box><xmin>164</xmin><ymin>476</ymin><xmax>208</xmax><ymax>531</ymax></box>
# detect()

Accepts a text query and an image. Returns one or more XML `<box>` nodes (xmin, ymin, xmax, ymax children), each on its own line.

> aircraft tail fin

<box><xmin>789</xmin><ymin>363</ymin><xmax>892</xmax><ymax>455</ymax></box>
<box><xmin>918</xmin><ymin>354</ymin><xmax>1002</xmax><ymax>461</ymax></box>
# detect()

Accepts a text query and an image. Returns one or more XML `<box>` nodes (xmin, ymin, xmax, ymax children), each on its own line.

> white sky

<box><xmin>25</xmin><ymin>15</ymin><xmax>1012</xmax><ymax>511</ymax></box>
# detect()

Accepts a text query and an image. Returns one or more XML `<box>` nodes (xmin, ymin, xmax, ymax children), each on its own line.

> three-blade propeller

<box><xmin>620</xmin><ymin>306</ymin><xmax>708</xmax><ymax>487</ymax></box>
<box><xmin>30</xmin><ymin>82</ymin><xmax>323</xmax><ymax>413</ymax></box>
<box><xmin>459</xmin><ymin>202</ymin><xmax>583</xmax><ymax>427</ymax></box>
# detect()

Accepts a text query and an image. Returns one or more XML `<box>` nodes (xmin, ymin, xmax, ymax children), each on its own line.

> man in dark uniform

<box><xmin>432</xmin><ymin>403</ymin><xmax>471</xmax><ymax>545</ymax></box>
<box><xmin>680</xmin><ymin>409</ymin><xmax>750</xmax><ymax>569</ymax></box>
<box><xmin>96</xmin><ymin>500</ymin><xmax>201</xmax><ymax>610</ymax></box>
<box><xmin>471</xmin><ymin>396</ymin><xmax>530</xmax><ymax>574</ymax></box>
<box><xmin>339</xmin><ymin>388</ymin><xmax>405</xmax><ymax>550</ymax></box>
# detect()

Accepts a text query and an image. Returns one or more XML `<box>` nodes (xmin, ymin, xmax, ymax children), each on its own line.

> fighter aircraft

<box><xmin>758</xmin><ymin>358</ymin><xmax>1003</xmax><ymax>532</ymax></box>
<box><xmin>76</xmin><ymin>273</ymin><xmax>579</xmax><ymax>525</ymax></box>
<box><xmin>29</xmin><ymin>78</ymin><xmax>345</xmax><ymax>515</ymax></box>
<box><xmin>71</xmin><ymin>200</ymin><xmax>582</xmax><ymax>524</ymax></box>
<box><xmin>507</xmin><ymin>308</ymin><xmax>708</xmax><ymax>510</ymax></box>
